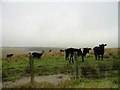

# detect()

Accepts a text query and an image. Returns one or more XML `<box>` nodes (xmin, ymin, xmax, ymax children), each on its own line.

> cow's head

<box><xmin>83</xmin><ymin>48</ymin><xmax>91</xmax><ymax>53</ymax></box>
<box><xmin>99</xmin><ymin>44</ymin><xmax>107</xmax><ymax>47</ymax></box>
<box><xmin>77</xmin><ymin>48</ymin><xmax>82</xmax><ymax>56</ymax></box>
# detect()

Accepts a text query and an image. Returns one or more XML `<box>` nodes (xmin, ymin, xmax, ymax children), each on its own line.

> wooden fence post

<box><xmin>28</xmin><ymin>53</ymin><xmax>35</xmax><ymax>85</ymax></box>
<box><xmin>74</xmin><ymin>52</ymin><xmax>78</xmax><ymax>79</ymax></box>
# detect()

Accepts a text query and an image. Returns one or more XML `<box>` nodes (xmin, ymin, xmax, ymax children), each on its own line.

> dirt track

<box><xmin>3</xmin><ymin>74</ymin><xmax>70</xmax><ymax>88</ymax></box>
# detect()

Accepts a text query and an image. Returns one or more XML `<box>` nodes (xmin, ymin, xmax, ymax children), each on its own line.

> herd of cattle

<box><xmin>6</xmin><ymin>44</ymin><xmax>107</xmax><ymax>63</ymax></box>
<box><xmin>65</xmin><ymin>44</ymin><xmax>107</xmax><ymax>63</ymax></box>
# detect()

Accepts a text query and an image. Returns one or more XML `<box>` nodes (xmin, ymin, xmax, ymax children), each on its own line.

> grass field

<box><xmin>2</xmin><ymin>47</ymin><xmax>120</xmax><ymax>88</ymax></box>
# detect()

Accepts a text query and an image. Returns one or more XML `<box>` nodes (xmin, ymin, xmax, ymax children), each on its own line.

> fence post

<box><xmin>74</xmin><ymin>52</ymin><xmax>78</xmax><ymax>79</ymax></box>
<box><xmin>28</xmin><ymin>53</ymin><xmax>35</xmax><ymax>85</ymax></box>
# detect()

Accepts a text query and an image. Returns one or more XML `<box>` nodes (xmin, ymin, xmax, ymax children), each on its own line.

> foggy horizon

<box><xmin>2</xmin><ymin>1</ymin><xmax>118</xmax><ymax>48</ymax></box>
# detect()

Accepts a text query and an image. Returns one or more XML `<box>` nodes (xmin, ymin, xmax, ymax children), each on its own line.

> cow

<box><xmin>65</xmin><ymin>48</ymin><xmax>82</xmax><ymax>63</ymax></box>
<box><xmin>60</xmin><ymin>49</ymin><xmax>64</xmax><ymax>52</ymax></box>
<box><xmin>31</xmin><ymin>52</ymin><xmax>43</xmax><ymax>59</ymax></box>
<box><xmin>81</xmin><ymin>48</ymin><xmax>91</xmax><ymax>62</ymax></box>
<box><xmin>93</xmin><ymin>44</ymin><xmax>107</xmax><ymax>60</ymax></box>
<box><xmin>7</xmin><ymin>54</ymin><xmax>13</xmax><ymax>58</ymax></box>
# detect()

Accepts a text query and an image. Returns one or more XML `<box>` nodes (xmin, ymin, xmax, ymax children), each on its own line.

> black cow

<box><xmin>7</xmin><ymin>54</ymin><xmax>13</xmax><ymax>58</ymax></box>
<box><xmin>82</xmin><ymin>48</ymin><xmax>91</xmax><ymax>62</ymax></box>
<box><xmin>31</xmin><ymin>52</ymin><xmax>43</xmax><ymax>59</ymax></box>
<box><xmin>65</xmin><ymin>48</ymin><xmax>82</xmax><ymax>63</ymax></box>
<box><xmin>60</xmin><ymin>49</ymin><xmax>64</xmax><ymax>52</ymax></box>
<box><xmin>93</xmin><ymin>44</ymin><xmax>107</xmax><ymax>60</ymax></box>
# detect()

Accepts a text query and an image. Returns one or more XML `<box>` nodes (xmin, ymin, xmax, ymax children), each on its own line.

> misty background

<box><xmin>2</xmin><ymin>1</ymin><xmax>118</xmax><ymax>48</ymax></box>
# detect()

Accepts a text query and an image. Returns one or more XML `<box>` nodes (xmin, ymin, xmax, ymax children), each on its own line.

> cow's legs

<box><xmin>95</xmin><ymin>54</ymin><xmax>97</xmax><ymax>60</ymax></box>
<box><xmin>65</xmin><ymin>53</ymin><xmax>69</xmax><ymax>60</ymax></box>
<box><xmin>38</xmin><ymin>56</ymin><xmax>40</xmax><ymax>59</ymax></box>
<box><xmin>72</xmin><ymin>57</ymin><xmax>74</xmax><ymax>63</ymax></box>
<box><xmin>70</xmin><ymin>54</ymin><xmax>74</xmax><ymax>63</ymax></box>
<box><xmin>68</xmin><ymin>54</ymin><xmax>71</xmax><ymax>63</ymax></box>
<box><xmin>65</xmin><ymin>54</ymin><xmax>67</xmax><ymax>60</ymax></box>
<box><xmin>69</xmin><ymin>53</ymin><xmax>74</xmax><ymax>63</ymax></box>
<box><xmin>69</xmin><ymin>57</ymin><xmax>72</xmax><ymax>63</ymax></box>
<box><xmin>82</xmin><ymin>55</ymin><xmax>84</xmax><ymax>62</ymax></box>
<box><xmin>98</xmin><ymin>55</ymin><xmax>100</xmax><ymax>60</ymax></box>
<box><xmin>101</xmin><ymin>55</ymin><xmax>103</xmax><ymax>61</ymax></box>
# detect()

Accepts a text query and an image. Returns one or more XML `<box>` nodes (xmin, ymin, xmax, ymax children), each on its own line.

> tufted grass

<box><xmin>2</xmin><ymin>48</ymin><xmax>120</xmax><ymax>88</ymax></box>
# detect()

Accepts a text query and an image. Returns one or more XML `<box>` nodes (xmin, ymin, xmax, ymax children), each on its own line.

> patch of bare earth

<box><xmin>3</xmin><ymin>74</ymin><xmax>70</xmax><ymax>88</ymax></box>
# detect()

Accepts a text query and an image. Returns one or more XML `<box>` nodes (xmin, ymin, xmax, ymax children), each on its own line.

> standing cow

<box><xmin>7</xmin><ymin>54</ymin><xmax>13</xmax><ymax>58</ymax></box>
<box><xmin>31</xmin><ymin>52</ymin><xmax>43</xmax><ymax>59</ymax></box>
<box><xmin>82</xmin><ymin>48</ymin><xmax>91</xmax><ymax>62</ymax></box>
<box><xmin>60</xmin><ymin>49</ymin><xmax>64</xmax><ymax>52</ymax></box>
<box><xmin>65</xmin><ymin>48</ymin><xmax>82</xmax><ymax>63</ymax></box>
<box><xmin>93</xmin><ymin>44</ymin><xmax>107</xmax><ymax>60</ymax></box>
<box><xmin>65</xmin><ymin>47</ymin><xmax>91</xmax><ymax>63</ymax></box>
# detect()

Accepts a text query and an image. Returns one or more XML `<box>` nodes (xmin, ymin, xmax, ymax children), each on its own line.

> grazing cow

<box><xmin>93</xmin><ymin>44</ymin><xmax>107</xmax><ymax>60</ymax></box>
<box><xmin>31</xmin><ymin>52</ymin><xmax>43</xmax><ymax>59</ymax></box>
<box><xmin>60</xmin><ymin>49</ymin><xmax>64</xmax><ymax>52</ymax></box>
<box><xmin>81</xmin><ymin>48</ymin><xmax>91</xmax><ymax>62</ymax></box>
<box><xmin>65</xmin><ymin>48</ymin><xmax>82</xmax><ymax>63</ymax></box>
<box><xmin>7</xmin><ymin>54</ymin><xmax>13</xmax><ymax>58</ymax></box>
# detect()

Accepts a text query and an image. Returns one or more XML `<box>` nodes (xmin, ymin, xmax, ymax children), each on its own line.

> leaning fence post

<box><xmin>74</xmin><ymin>52</ymin><xmax>78</xmax><ymax>79</ymax></box>
<box><xmin>28</xmin><ymin>53</ymin><xmax>35</xmax><ymax>85</ymax></box>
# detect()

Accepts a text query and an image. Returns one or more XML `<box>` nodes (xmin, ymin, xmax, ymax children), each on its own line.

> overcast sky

<box><xmin>2</xmin><ymin>1</ymin><xmax>118</xmax><ymax>48</ymax></box>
